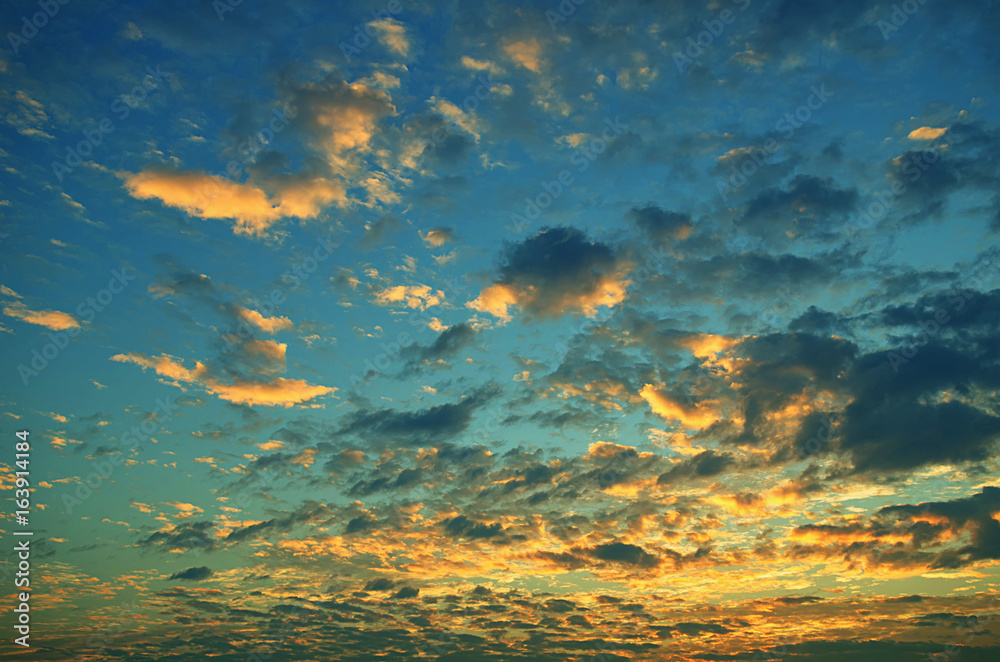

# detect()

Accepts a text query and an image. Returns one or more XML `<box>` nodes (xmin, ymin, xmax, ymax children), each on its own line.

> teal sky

<box><xmin>1</xmin><ymin>0</ymin><xmax>1000</xmax><ymax>660</ymax></box>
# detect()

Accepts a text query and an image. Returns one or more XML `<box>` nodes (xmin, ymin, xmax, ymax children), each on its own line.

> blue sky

<box><xmin>1</xmin><ymin>0</ymin><xmax>1000</xmax><ymax>659</ymax></box>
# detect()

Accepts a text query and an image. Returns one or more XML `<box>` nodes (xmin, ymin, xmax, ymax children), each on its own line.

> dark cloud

<box><xmin>880</xmin><ymin>122</ymin><xmax>1000</xmax><ymax>228</ymax></box>
<box><xmin>660</xmin><ymin>621</ymin><xmax>731</xmax><ymax>637</ymax></box>
<box><xmin>348</xmin><ymin>468</ymin><xmax>422</xmax><ymax>497</ymax></box>
<box><xmin>425</xmin><ymin>132</ymin><xmax>475</xmax><ymax>167</ymax></box>
<box><xmin>225</xmin><ymin>501</ymin><xmax>332</xmax><ymax>543</ymax></box>
<box><xmin>344</xmin><ymin>514</ymin><xmax>378</xmax><ymax>535</ymax></box>
<box><xmin>727</xmin><ymin>332</ymin><xmax>856</xmax><ymax>453</ymax></box>
<box><xmin>168</xmin><ymin>566</ymin><xmax>214</xmax><ymax>581</ymax></box>
<box><xmin>338</xmin><ymin>384</ymin><xmax>498</xmax><ymax>447</ymax></box>
<box><xmin>839</xmin><ymin>395</ymin><xmax>1000</xmax><ymax>473</ymax></box>
<box><xmin>788</xmin><ymin>306</ymin><xmax>851</xmax><ymax>335</ymax></box>
<box><xmin>787</xmin><ymin>487</ymin><xmax>1000</xmax><ymax>571</ymax></box>
<box><xmin>628</xmin><ymin>205</ymin><xmax>693</xmax><ymax>244</ymax></box>
<box><xmin>839</xmin><ymin>287</ymin><xmax>1000</xmax><ymax>473</ymax></box>
<box><xmin>631</xmin><ymin>248</ymin><xmax>861</xmax><ymax>327</ymax></box>
<box><xmin>543</xmin><ymin>598</ymin><xmax>577</xmax><ymax>613</ymax></box>
<box><xmin>737</xmin><ymin>175</ymin><xmax>859</xmax><ymax>245</ymax></box>
<box><xmin>363</xmin><ymin>578</ymin><xmax>396</xmax><ymax>592</ymax></box>
<box><xmin>442</xmin><ymin>515</ymin><xmax>506</xmax><ymax>540</ymax></box>
<box><xmin>586</xmin><ymin>542</ymin><xmax>659</xmax><ymax>568</ymax></box>
<box><xmin>476</xmin><ymin>226</ymin><xmax>628</xmax><ymax>319</ymax></box>
<box><xmin>757</xmin><ymin>638</ymin><xmax>1000</xmax><ymax>662</ymax></box>
<box><xmin>749</xmin><ymin>0</ymin><xmax>890</xmax><ymax>61</ymax></box>
<box><xmin>357</xmin><ymin>214</ymin><xmax>403</xmax><ymax>251</ymax></box>
<box><xmin>880</xmin><ymin>487</ymin><xmax>1000</xmax><ymax>567</ymax></box>
<box><xmin>400</xmin><ymin>323</ymin><xmax>476</xmax><ymax>371</ymax></box>
<box><xmin>657</xmin><ymin>450</ymin><xmax>736</xmax><ymax>485</ymax></box>
<box><xmin>138</xmin><ymin>521</ymin><xmax>217</xmax><ymax>552</ymax></box>
<box><xmin>772</xmin><ymin>596</ymin><xmax>824</xmax><ymax>605</ymax></box>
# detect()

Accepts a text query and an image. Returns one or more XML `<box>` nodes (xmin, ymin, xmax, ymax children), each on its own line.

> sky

<box><xmin>1</xmin><ymin>0</ymin><xmax>1000</xmax><ymax>659</ymax></box>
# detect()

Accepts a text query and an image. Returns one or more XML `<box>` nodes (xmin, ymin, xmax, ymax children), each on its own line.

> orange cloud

<box><xmin>907</xmin><ymin>127</ymin><xmax>947</xmax><ymax>140</ymax></box>
<box><xmin>468</xmin><ymin>228</ymin><xmax>630</xmax><ymax>321</ymax></box>
<box><xmin>503</xmin><ymin>38</ymin><xmax>544</xmax><ymax>72</ymax></box>
<box><xmin>584</xmin><ymin>442</ymin><xmax>639</xmax><ymax>461</ymax></box>
<box><xmin>467</xmin><ymin>283</ymin><xmax>519</xmax><ymax>321</ymax></box>
<box><xmin>291</xmin><ymin>77</ymin><xmax>396</xmax><ymax>165</ymax></box>
<box><xmin>243</xmin><ymin>339</ymin><xmax>288</xmax><ymax>363</ymax></box>
<box><xmin>3</xmin><ymin>301</ymin><xmax>79</xmax><ymax>330</ymax></box>
<box><xmin>121</xmin><ymin>168</ymin><xmax>345</xmax><ymax>235</ymax></box>
<box><xmin>237</xmin><ymin>308</ymin><xmax>294</xmax><ymax>333</ymax></box>
<box><xmin>420</xmin><ymin>229</ymin><xmax>456</xmax><ymax>247</ymax></box>
<box><xmin>257</xmin><ymin>440</ymin><xmax>286</xmax><ymax>451</ymax></box>
<box><xmin>788</xmin><ymin>525</ymin><xmax>912</xmax><ymax>546</ymax></box>
<box><xmin>164</xmin><ymin>501</ymin><xmax>204</xmax><ymax>518</ymax></box>
<box><xmin>708</xmin><ymin>481</ymin><xmax>814</xmax><ymax>517</ymax></box>
<box><xmin>374</xmin><ymin>284</ymin><xmax>443</xmax><ymax>309</ymax></box>
<box><xmin>370</xmin><ymin>18</ymin><xmax>411</xmax><ymax>57</ymax></box>
<box><xmin>290</xmin><ymin>448</ymin><xmax>317</xmax><ymax>469</ymax></box>
<box><xmin>469</xmin><ymin>271</ymin><xmax>631</xmax><ymax>321</ymax></box>
<box><xmin>640</xmin><ymin>384</ymin><xmax>721</xmax><ymax>430</ymax></box>
<box><xmin>678</xmin><ymin>333</ymin><xmax>740</xmax><ymax>359</ymax></box>
<box><xmin>111</xmin><ymin>352</ymin><xmax>336</xmax><ymax>408</ymax></box>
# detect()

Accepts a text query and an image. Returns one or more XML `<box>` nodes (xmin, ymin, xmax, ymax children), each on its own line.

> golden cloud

<box><xmin>3</xmin><ymin>301</ymin><xmax>80</xmax><ymax>330</ymax></box>
<box><xmin>370</xmin><ymin>18</ymin><xmax>411</xmax><ymax>58</ymax></box>
<box><xmin>503</xmin><ymin>38</ymin><xmax>544</xmax><ymax>73</ymax></box>
<box><xmin>237</xmin><ymin>307</ymin><xmax>294</xmax><ymax>333</ymax></box>
<box><xmin>907</xmin><ymin>126</ymin><xmax>947</xmax><ymax>140</ymax></box>
<box><xmin>373</xmin><ymin>284</ymin><xmax>443</xmax><ymax>310</ymax></box>
<box><xmin>122</xmin><ymin>169</ymin><xmax>345</xmax><ymax>235</ymax></box>
<box><xmin>639</xmin><ymin>384</ymin><xmax>722</xmax><ymax>430</ymax></box>
<box><xmin>420</xmin><ymin>228</ymin><xmax>456</xmax><ymax>247</ymax></box>
<box><xmin>111</xmin><ymin>352</ymin><xmax>335</xmax><ymax>408</ymax></box>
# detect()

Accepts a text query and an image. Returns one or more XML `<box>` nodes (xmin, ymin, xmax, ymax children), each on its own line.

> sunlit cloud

<box><xmin>3</xmin><ymin>301</ymin><xmax>80</xmax><ymax>330</ymax></box>
<box><xmin>111</xmin><ymin>352</ymin><xmax>336</xmax><ymax>407</ymax></box>
<box><xmin>237</xmin><ymin>307</ymin><xmax>295</xmax><ymax>333</ymax></box>
<box><xmin>122</xmin><ymin>168</ymin><xmax>345</xmax><ymax>235</ymax></box>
